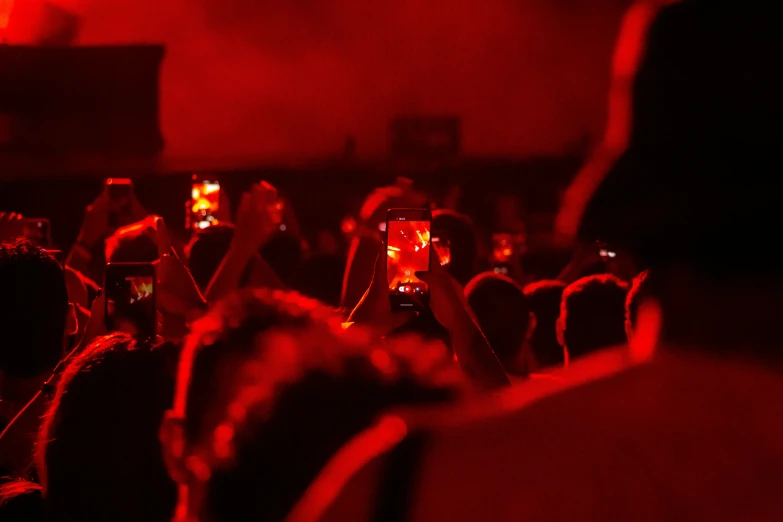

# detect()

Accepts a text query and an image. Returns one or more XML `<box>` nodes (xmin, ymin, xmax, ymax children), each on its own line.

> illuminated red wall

<box><xmin>7</xmin><ymin>0</ymin><xmax>632</xmax><ymax>163</ymax></box>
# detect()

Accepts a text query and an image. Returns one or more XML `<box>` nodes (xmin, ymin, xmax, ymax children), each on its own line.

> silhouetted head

<box><xmin>0</xmin><ymin>239</ymin><xmax>75</xmax><ymax>380</ymax></box>
<box><xmin>187</xmin><ymin>224</ymin><xmax>252</xmax><ymax>292</ymax></box>
<box><xmin>105</xmin><ymin>222</ymin><xmax>159</xmax><ymax>264</ymax></box>
<box><xmin>293</xmin><ymin>254</ymin><xmax>346</xmax><ymax>308</ymax></box>
<box><xmin>162</xmin><ymin>289</ymin><xmax>458</xmax><ymax>522</ymax></box>
<box><xmin>558</xmin><ymin>274</ymin><xmax>628</xmax><ymax>361</ymax></box>
<box><xmin>260</xmin><ymin>232</ymin><xmax>307</xmax><ymax>287</ymax></box>
<box><xmin>432</xmin><ymin>210</ymin><xmax>478</xmax><ymax>286</ymax></box>
<box><xmin>465</xmin><ymin>272</ymin><xmax>532</xmax><ymax>373</ymax></box>
<box><xmin>37</xmin><ymin>334</ymin><xmax>178</xmax><ymax>522</ymax></box>
<box><xmin>523</xmin><ymin>279</ymin><xmax>566</xmax><ymax>370</ymax></box>
<box><xmin>574</xmin><ymin>1</ymin><xmax>782</xmax><ymax>279</ymax></box>
<box><xmin>560</xmin><ymin>0</ymin><xmax>783</xmax><ymax>354</ymax></box>
<box><xmin>0</xmin><ymin>479</ymin><xmax>44</xmax><ymax>522</ymax></box>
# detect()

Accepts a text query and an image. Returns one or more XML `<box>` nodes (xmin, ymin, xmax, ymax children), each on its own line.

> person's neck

<box><xmin>658</xmin><ymin>268</ymin><xmax>783</xmax><ymax>358</ymax></box>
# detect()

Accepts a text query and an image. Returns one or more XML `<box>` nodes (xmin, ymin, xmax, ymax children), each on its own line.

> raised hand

<box><xmin>0</xmin><ymin>212</ymin><xmax>25</xmax><ymax>243</ymax></box>
<box><xmin>232</xmin><ymin>181</ymin><xmax>282</xmax><ymax>255</ymax></box>
<box><xmin>77</xmin><ymin>192</ymin><xmax>111</xmax><ymax>247</ymax></box>
<box><xmin>347</xmin><ymin>243</ymin><xmax>413</xmax><ymax>333</ymax></box>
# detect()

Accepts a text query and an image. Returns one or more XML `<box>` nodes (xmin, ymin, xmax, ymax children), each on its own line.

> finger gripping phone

<box><xmin>386</xmin><ymin>208</ymin><xmax>432</xmax><ymax>311</ymax></box>
<box><xmin>432</xmin><ymin>235</ymin><xmax>451</xmax><ymax>267</ymax></box>
<box><xmin>104</xmin><ymin>263</ymin><xmax>157</xmax><ymax>341</ymax></box>
<box><xmin>191</xmin><ymin>176</ymin><xmax>220</xmax><ymax>230</ymax></box>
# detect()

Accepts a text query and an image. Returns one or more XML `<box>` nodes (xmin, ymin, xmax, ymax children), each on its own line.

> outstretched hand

<box><xmin>233</xmin><ymin>181</ymin><xmax>282</xmax><ymax>254</ymax></box>
<box><xmin>415</xmin><ymin>261</ymin><xmax>470</xmax><ymax>333</ymax></box>
<box><xmin>150</xmin><ymin>217</ymin><xmax>207</xmax><ymax>322</ymax></box>
<box><xmin>347</xmin><ymin>243</ymin><xmax>413</xmax><ymax>333</ymax></box>
<box><xmin>0</xmin><ymin>212</ymin><xmax>25</xmax><ymax>243</ymax></box>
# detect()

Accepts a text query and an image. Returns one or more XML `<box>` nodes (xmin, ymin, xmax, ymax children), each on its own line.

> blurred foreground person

<box><xmin>431</xmin><ymin>210</ymin><xmax>480</xmax><ymax>286</ymax></box>
<box><xmin>292</xmin><ymin>2</ymin><xmax>783</xmax><ymax>520</ymax></box>
<box><xmin>161</xmin><ymin>289</ymin><xmax>458</xmax><ymax>522</ymax></box>
<box><xmin>37</xmin><ymin>334</ymin><xmax>178</xmax><ymax>522</ymax></box>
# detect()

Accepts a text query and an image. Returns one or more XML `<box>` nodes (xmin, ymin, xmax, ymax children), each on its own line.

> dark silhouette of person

<box><xmin>523</xmin><ymin>279</ymin><xmax>567</xmax><ymax>371</ymax></box>
<box><xmin>557</xmin><ymin>274</ymin><xmax>629</xmax><ymax>362</ymax></box>
<box><xmin>36</xmin><ymin>334</ymin><xmax>178</xmax><ymax>522</ymax></box>
<box><xmin>293</xmin><ymin>2</ymin><xmax>783</xmax><ymax>521</ymax></box>
<box><xmin>465</xmin><ymin>272</ymin><xmax>533</xmax><ymax>376</ymax></box>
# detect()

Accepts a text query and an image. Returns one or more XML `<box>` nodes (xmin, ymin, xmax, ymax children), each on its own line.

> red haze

<box><xmin>7</xmin><ymin>0</ymin><xmax>632</xmax><ymax>164</ymax></box>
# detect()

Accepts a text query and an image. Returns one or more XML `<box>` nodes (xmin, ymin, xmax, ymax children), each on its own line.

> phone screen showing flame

<box><xmin>106</xmin><ymin>274</ymin><xmax>156</xmax><ymax>340</ymax></box>
<box><xmin>386</xmin><ymin>220</ymin><xmax>431</xmax><ymax>294</ymax></box>
<box><xmin>192</xmin><ymin>181</ymin><xmax>220</xmax><ymax>230</ymax></box>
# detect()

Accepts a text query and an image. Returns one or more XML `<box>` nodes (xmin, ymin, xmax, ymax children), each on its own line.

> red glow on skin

<box><xmin>629</xmin><ymin>300</ymin><xmax>661</xmax><ymax>362</ymax></box>
<box><xmin>286</xmin><ymin>415</ymin><xmax>408</xmax><ymax>522</ymax></box>
<box><xmin>212</xmin><ymin>424</ymin><xmax>235</xmax><ymax>461</ymax></box>
<box><xmin>370</xmin><ymin>349</ymin><xmax>391</xmax><ymax>372</ymax></box>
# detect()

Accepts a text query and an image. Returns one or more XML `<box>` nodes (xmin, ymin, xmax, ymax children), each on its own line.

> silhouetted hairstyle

<box><xmin>37</xmin><ymin>334</ymin><xmax>178</xmax><ymax>522</ymax></box>
<box><xmin>0</xmin><ymin>479</ymin><xmax>44</xmax><ymax>522</ymax></box>
<box><xmin>260</xmin><ymin>232</ymin><xmax>306</xmax><ymax>287</ymax></box>
<box><xmin>560</xmin><ymin>274</ymin><xmax>629</xmax><ymax>359</ymax></box>
<box><xmin>293</xmin><ymin>254</ymin><xmax>347</xmax><ymax>308</ymax></box>
<box><xmin>105</xmin><ymin>230</ymin><xmax>158</xmax><ymax>264</ymax></box>
<box><xmin>465</xmin><ymin>272</ymin><xmax>531</xmax><ymax>372</ymax></box>
<box><xmin>0</xmin><ymin>239</ymin><xmax>68</xmax><ymax>378</ymax></box>
<box><xmin>187</xmin><ymin>224</ymin><xmax>251</xmax><ymax>292</ymax></box>
<box><xmin>185</xmin><ymin>290</ymin><xmax>458</xmax><ymax>522</ymax></box>
<box><xmin>523</xmin><ymin>279</ymin><xmax>566</xmax><ymax>369</ymax></box>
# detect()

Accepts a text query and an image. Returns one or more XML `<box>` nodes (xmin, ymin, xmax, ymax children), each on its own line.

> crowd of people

<box><xmin>1</xmin><ymin>0</ymin><xmax>783</xmax><ymax>520</ymax></box>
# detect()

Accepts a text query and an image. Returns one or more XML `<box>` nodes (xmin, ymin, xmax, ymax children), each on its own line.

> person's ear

<box><xmin>160</xmin><ymin>411</ymin><xmax>191</xmax><ymax>485</ymax></box>
<box><xmin>65</xmin><ymin>303</ymin><xmax>79</xmax><ymax>336</ymax></box>
<box><xmin>556</xmin><ymin>315</ymin><xmax>565</xmax><ymax>349</ymax></box>
<box><xmin>525</xmin><ymin>312</ymin><xmax>537</xmax><ymax>342</ymax></box>
<box><xmin>629</xmin><ymin>300</ymin><xmax>661</xmax><ymax>362</ymax></box>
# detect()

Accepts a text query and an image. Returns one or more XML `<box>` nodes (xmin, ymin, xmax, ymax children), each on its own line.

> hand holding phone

<box><xmin>106</xmin><ymin>178</ymin><xmax>134</xmax><ymax>229</ymax></box>
<box><xmin>191</xmin><ymin>176</ymin><xmax>221</xmax><ymax>230</ymax></box>
<box><xmin>232</xmin><ymin>182</ymin><xmax>283</xmax><ymax>253</ymax></box>
<box><xmin>432</xmin><ymin>235</ymin><xmax>451</xmax><ymax>267</ymax></box>
<box><xmin>104</xmin><ymin>262</ymin><xmax>157</xmax><ymax>341</ymax></box>
<box><xmin>386</xmin><ymin>208</ymin><xmax>432</xmax><ymax>311</ymax></box>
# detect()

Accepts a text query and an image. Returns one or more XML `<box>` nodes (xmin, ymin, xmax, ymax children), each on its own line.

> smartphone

<box><xmin>106</xmin><ymin>178</ymin><xmax>134</xmax><ymax>229</ymax></box>
<box><xmin>386</xmin><ymin>208</ymin><xmax>432</xmax><ymax>311</ymax></box>
<box><xmin>22</xmin><ymin>218</ymin><xmax>51</xmax><ymax>249</ymax></box>
<box><xmin>191</xmin><ymin>177</ymin><xmax>220</xmax><ymax>230</ymax></box>
<box><xmin>432</xmin><ymin>235</ymin><xmax>451</xmax><ymax>267</ymax></box>
<box><xmin>491</xmin><ymin>233</ymin><xmax>525</xmax><ymax>275</ymax></box>
<box><xmin>598</xmin><ymin>246</ymin><xmax>617</xmax><ymax>259</ymax></box>
<box><xmin>104</xmin><ymin>262</ymin><xmax>156</xmax><ymax>341</ymax></box>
